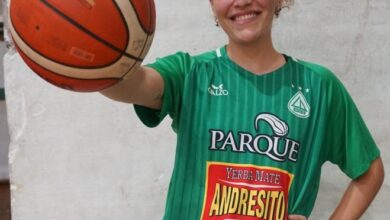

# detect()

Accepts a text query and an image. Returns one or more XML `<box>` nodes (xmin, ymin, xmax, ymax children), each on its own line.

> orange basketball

<box><xmin>9</xmin><ymin>0</ymin><xmax>156</xmax><ymax>92</ymax></box>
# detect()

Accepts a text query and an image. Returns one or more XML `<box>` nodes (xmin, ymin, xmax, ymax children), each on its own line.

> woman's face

<box><xmin>210</xmin><ymin>0</ymin><xmax>279</xmax><ymax>45</ymax></box>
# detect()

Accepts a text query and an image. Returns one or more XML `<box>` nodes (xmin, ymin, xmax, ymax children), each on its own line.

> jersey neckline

<box><xmin>218</xmin><ymin>45</ymin><xmax>291</xmax><ymax>78</ymax></box>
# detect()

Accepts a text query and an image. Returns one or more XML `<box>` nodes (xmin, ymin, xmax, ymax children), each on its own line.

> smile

<box><xmin>231</xmin><ymin>12</ymin><xmax>260</xmax><ymax>22</ymax></box>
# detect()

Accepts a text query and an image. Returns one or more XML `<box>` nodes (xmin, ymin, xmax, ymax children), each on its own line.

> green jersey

<box><xmin>134</xmin><ymin>46</ymin><xmax>380</xmax><ymax>219</ymax></box>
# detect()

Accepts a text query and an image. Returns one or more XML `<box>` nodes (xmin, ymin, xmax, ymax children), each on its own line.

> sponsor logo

<box><xmin>209</xmin><ymin>113</ymin><xmax>300</xmax><ymax>163</ymax></box>
<box><xmin>208</xmin><ymin>84</ymin><xmax>229</xmax><ymax>96</ymax></box>
<box><xmin>201</xmin><ymin>162</ymin><xmax>293</xmax><ymax>220</ymax></box>
<box><xmin>288</xmin><ymin>91</ymin><xmax>310</xmax><ymax>118</ymax></box>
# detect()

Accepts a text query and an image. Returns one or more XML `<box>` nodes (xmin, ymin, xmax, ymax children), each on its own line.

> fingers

<box><xmin>288</xmin><ymin>214</ymin><xmax>307</xmax><ymax>220</ymax></box>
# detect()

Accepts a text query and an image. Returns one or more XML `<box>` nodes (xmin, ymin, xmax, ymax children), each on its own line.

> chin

<box><xmin>232</xmin><ymin>32</ymin><xmax>263</xmax><ymax>44</ymax></box>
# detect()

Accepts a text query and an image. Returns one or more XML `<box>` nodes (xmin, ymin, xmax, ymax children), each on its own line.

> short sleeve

<box><xmin>134</xmin><ymin>52</ymin><xmax>193</xmax><ymax>131</ymax></box>
<box><xmin>323</xmin><ymin>74</ymin><xmax>380</xmax><ymax>179</ymax></box>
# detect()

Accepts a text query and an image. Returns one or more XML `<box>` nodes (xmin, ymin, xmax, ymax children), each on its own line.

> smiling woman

<box><xmin>2</xmin><ymin>0</ymin><xmax>387</xmax><ymax>219</ymax></box>
<box><xmin>208</xmin><ymin>0</ymin><xmax>291</xmax><ymax>74</ymax></box>
<box><xmin>100</xmin><ymin>0</ymin><xmax>384</xmax><ymax>219</ymax></box>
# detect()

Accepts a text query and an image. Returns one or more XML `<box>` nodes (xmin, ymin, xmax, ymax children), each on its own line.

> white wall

<box><xmin>0</xmin><ymin>100</ymin><xmax>9</xmax><ymax>180</ymax></box>
<box><xmin>0</xmin><ymin>0</ymin><xmax>10</xmax><ymax>180</ymax></box>
<box><xmin>5</xmin><ymin>0</ymin><xmax>390</xmax><ymax>219</ymax></box>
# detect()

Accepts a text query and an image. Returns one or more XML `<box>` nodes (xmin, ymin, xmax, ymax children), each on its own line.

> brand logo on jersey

<box><xmin>201</xmin><ymin>162</ymin><xmax>293</xmax><ymax>220</ymax></box>
<box><xmin>208</xmin><ymin>84</ymin><xmax>229</xmax><ymax>96</ymax></box>
<box><xmin>288</xmin><ymin>91</ymin><xmax>310</xmax><ymax>118</ymax></box>
<box><xmin>209</xmin><ymin>113</ymin><xmax>300</xmax><ymax>163</ymax></box>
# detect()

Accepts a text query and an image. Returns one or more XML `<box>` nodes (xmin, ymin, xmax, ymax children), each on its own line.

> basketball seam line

<box><xmin>16</xmin><ymin>45</ymin><xmax>120</xmax><ymax>92</ymax></box>
<box><xmin>17</xmin><ymin>45</ymin><xmax>119</xmax><ymax>81</ymax></box>
<box><xmin>40</xmin><ymin>0</ymin><xmax>144</xmax><ymax>62</ymax></box>
<box><xmin>10</xmin><ymin>11</ymin><xmax>130</xmax><ymax>70</ymax></box>
<box><xmin>113</xmin><ymin>0</ymin><xmax>138</xmax><ymax>78</ymax></box>
<box><xmin>114</xmin><ymin>1</ymin><xmax>152</xmax><ymax>78</ymax></box>
<box><xmin>129</xmin><ymin>0</ymin><xmax>155</xmax><ymax>35</ymax></box>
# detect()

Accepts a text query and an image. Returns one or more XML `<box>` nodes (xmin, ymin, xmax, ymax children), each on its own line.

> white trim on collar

<box><xmin>215</xmin><ymin>47</ymin><xmax>222</xmax><ymax>58</ymax></box>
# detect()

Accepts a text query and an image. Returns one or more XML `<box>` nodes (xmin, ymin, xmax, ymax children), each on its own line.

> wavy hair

<box><xmin>275</xmin><ymin>0</ymin><xmax>294</xmax><ymax>17</ymax></box>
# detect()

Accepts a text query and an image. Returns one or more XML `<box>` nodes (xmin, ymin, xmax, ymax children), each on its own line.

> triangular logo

<box><xmin>288</xmin><ymin>91</ymin><xmax>310</xmax><ymax>118</ymax></box>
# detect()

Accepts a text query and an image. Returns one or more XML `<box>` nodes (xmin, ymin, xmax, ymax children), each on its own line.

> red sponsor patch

<box><xmin>201</xmin><ymin>162</ymin><xmax>293</xmax><ymax>220</ymax></box>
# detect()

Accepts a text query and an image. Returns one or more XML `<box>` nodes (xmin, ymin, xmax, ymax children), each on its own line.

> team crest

<box><xmin>288</xmin><ymin>91</ymin><xmax>310</xmax><ymax>118</ymax></box>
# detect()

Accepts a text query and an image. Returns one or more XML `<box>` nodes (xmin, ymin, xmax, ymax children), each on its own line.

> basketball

<box><xmin>8</xmin><ymin>0</ymin><xmax>156</xmax><ymax>92</ymax></box>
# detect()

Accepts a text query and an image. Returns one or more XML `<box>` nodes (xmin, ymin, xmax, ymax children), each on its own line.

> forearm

<box><xmin>330</xmin><ymin>157</ymin><xmax>384</xmax><ymax>220</ymax></box>
<box><xmin>100</xmin><ymin>66</ymin><xmax>163</xmax><ymax>108</ymax></box>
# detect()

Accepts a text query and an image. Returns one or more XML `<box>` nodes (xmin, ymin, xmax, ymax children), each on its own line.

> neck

<box><xmin>226</xmin><ymin>37</ymin><xmax>285</xmax><ymax>75</ymax></box>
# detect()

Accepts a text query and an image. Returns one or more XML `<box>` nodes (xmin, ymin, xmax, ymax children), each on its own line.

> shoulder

<box><xmin>174</xmin><ymin>49</ymin><xmax>221</xmax><ymax>69</ymax></box>
<box><xmin>291</xmin><ymin>57</ymin><xmax>352</xmax><ymax>104</ymax></box>
<box><xmin>294</xmin><ymin>58</ymin><xmax>333</xmax><ymax>78</ymax></box>
<box><xmin>192</xmin><ymin>49</ymin><xmax>220</xmax><ymax>63</ymax></box>
<box><xmin>291</xmin><ymin>57</ymin><xmax>340</xmax><ymax>85</ymax></box>
<box><xmin>155</xmin><ymin>48</ymin><xmax>220</xmax><ymax>63</ymax></box>
<box><xmin>147</xmin><ymin>49</ymin><xmax>221</xmax><ymax>74</ymax></box>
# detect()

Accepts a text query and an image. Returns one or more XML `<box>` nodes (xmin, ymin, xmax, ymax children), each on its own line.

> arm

<box><xmin>100</xmin><ymin>66</ymin><xmax>164</xmax><ymax>109</ymax></box>
<box><xmin>330</xmin><ymin>157</ymin><xmax>385</xmax><ymax>220</ymax></box>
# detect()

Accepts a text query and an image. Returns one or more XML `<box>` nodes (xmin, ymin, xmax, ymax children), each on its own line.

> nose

<box><xmin>233</xmin><ymin>0</ymin><xmax>253</xmax><ymax>7</ymax></box>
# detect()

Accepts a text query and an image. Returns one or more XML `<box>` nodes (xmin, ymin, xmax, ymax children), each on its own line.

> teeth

<box><xmin>235</xmin><ymin>13</ymin><xmax>257</xmax><ymax>21</ymax></box>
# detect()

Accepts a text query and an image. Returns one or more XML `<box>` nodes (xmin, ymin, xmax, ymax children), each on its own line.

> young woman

<box><xmin>101</xmin><ymin>0</ymin><xmax>384</xmax><ymax>219</ymax></box>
